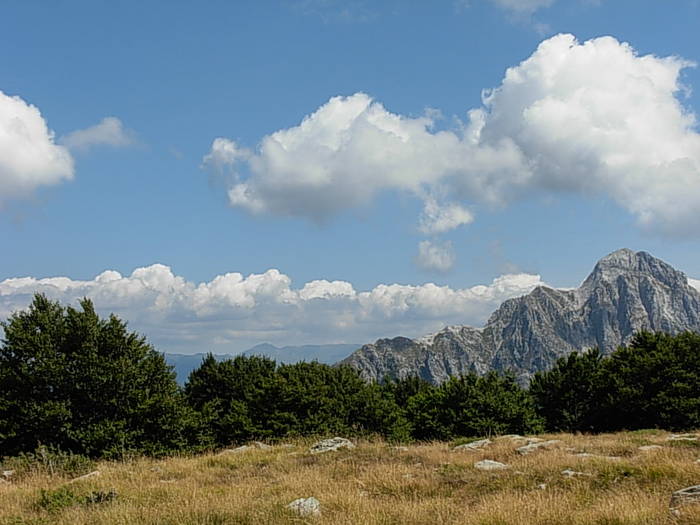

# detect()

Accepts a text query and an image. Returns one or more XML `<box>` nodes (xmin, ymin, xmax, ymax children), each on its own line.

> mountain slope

<box><xmin>341</xmin><ymin>249</ymin><xmax>700</xmax><ymax>384</ymax></box>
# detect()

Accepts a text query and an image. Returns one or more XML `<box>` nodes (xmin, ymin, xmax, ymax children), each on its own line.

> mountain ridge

<box><xmin>341</xmin><ymin>249</ymin><xmax>700</xmax><ymax>384</ymax></box>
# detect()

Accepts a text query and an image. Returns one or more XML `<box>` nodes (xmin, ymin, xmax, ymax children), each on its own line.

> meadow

<box><xmin>1</xmin><ymin>430</ymin><xmax>699</xmax><ymax>525</ymax></box>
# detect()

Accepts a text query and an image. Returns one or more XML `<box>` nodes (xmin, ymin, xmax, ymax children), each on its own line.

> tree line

<box><xmin>1</xmin><ymin>295</ymin><xmax>698</xmax><ymax>459</ymax></box>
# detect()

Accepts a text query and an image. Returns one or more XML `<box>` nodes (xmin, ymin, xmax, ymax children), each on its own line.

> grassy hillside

<box><xmin>1</xmin><ymin>430</ymin><xmax>699</xmax><ymax>524</ymax></box>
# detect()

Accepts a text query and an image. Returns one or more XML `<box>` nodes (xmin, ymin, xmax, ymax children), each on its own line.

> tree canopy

<box><xmin>0</xmin><ymin>294</ymin><xmax>192</xmax><ymax>457</ymax></box>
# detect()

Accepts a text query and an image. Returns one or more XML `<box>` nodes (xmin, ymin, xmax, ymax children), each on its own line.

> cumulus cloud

<box><xmin>61</xmin><ymin>117</ymin><xmax>134</xmax><ymax>151</ymax></box>
<box><xmin>0</xmin><ymin>265</ymin><xmax>546</xmax><ymax>354</ymax></box>
<box><xmin>418</xmin><ymin>197</ymin><xmax>473</xmax><ymax>234</ymax></box>
<box><xmin>205</xmin><ymin>34</ymin><xmax>700</xmax><ymax>236</ymax></box>
<box><xmin>0</xmin><ymin>90</ymin><xmax>74</xmax><ymax>201</ymax></box>
<box><xmin>415</xmin><ymin>240</ymin><xmax>456</xmax><ymax>273</ymax></box>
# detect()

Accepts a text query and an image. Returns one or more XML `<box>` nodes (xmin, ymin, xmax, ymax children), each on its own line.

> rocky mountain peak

<box><xmin>582</xmin><ymin>249</ymin><xmax>688</xmax><ymax>289</ymax></box>
<box><xmin>342</xmin><ymin>249</ymin><xmax>700</xmax><ymax>385</ymax></box>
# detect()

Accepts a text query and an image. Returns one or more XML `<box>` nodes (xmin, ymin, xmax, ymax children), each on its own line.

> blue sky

<box><xmin>2</xmin><ymin>0</ymin><xmax>700</xmax><ymax>354</ymax></box>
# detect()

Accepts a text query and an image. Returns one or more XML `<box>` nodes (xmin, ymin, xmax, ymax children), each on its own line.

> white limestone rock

<box><xmin>453</xmin><ymin>439</ymin><xmax>491</xmax><ymax>451</ymax></box>
<box><xmin>68</xmin><ymin>470</ymin><xmax>101</xmax><ymax>483</ymax></box>
<box><xmin>474</xmin><ymin>460</ymin><xmax>509</xmax><ymax>471</ymax></box>
<box><xmin>309</xmin><ymin>437</ymin><xmax>355</xmax><ymax>454</ymax></box>
<box><xmin>218</xmin><ymin>445</ymin><xmax>250</xmax><ymax>455</ymax></box>
<box><xmin>670</xmin><ymin>485</ymin><xmax>700</xmax><ymax>515</ymax></box>
<box><xmin>667</xmin><ymin>434</ymin><xmax>699</xmax><ymax>442</ymax></box>
<box><xmin>287</xmin><ymin>497</ymin><xmax>321</xmax><ymax>517</ymax></box>
<box><xmin>517</xmin><ymin>440</ymin><xmax>562</xmax><ymax>455</ymax></box>
<box><xmin>562</xmin><ymin>469</ymin><xmax>592</xmax><ymax>478</ymax></box>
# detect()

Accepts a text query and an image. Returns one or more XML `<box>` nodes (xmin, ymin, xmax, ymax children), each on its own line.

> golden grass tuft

<box><xmin>1</xmin><ymin>431</ymin><xmax>699</xmax><ymax>524</ymax></box>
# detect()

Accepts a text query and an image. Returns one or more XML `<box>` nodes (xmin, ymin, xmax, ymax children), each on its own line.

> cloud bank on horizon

<box><xmin>205</xmin><ymin>33</ymin><xmax>700</xmax><ymax>238</ymax></box>
<box><xmin>3</xmin><ymin>262</ymin><xmax>700</xmax><ymax>354</ymax></box>
<box><xmin>0</xmin><ymin>264</ymin><xmax>546</xmax><ymax>354</ymax></box>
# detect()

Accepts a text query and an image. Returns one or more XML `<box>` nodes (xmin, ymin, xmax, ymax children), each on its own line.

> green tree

<box><xmin>596</xmin><ymin>331</ymin><xmax>700</xmax><ymax>431</ymax></box>
<box><xmin>0</xmin><ymin>294</ymin><xmax>190</xmax><ymax>457</ymax></box>
<box><xmin>405</xmin><ymin>372</ymin><xmax>542</xmax><ymax>440</ymax></box>
<box><xmin>529</xmin><ymin>348</ymin><xmax>604</xmax><ymax>432</ymax></box>
<box><xmin>183</xmin><ymin>354</ymin><xmax>277</xmax><ymax>444</ymax></box>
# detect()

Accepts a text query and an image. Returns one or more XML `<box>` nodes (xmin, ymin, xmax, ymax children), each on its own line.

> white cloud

<box><xmin>205</xmin><ymin>34</ymin><xmax>700</xmax><ymax>236</ymax></box>
<box><xmin>415</xmin><ymin>240</ymin><xmax>456</xmax><ymax>273</ymax></box>
<box><xmin>0</xmin><ymin>90</ymin><xmax>74</xmax><ymax>201</ymax></box>
<box><xmin>61</xmin><ymin>117</ymin><xmax>134</xmax><ymax>151</ymax></box>
<box><xmin>201</xmin><ymin>137</ymin><xmax>251</xmax><ymax>173</ymax></box>
<box><xmin>419</xmin><ymin>197</ymin><xmax>473</xmax><ymax>234</ymax></box>
<box><xmin>0</xmin><ymin>264</ymin><xmax>546</xmax><ymax>354</ymax></box>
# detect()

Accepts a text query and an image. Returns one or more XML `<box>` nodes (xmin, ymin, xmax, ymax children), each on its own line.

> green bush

<box><xmin>0</xmin><ymin>294</ymin><xmax>193</xmax><ymax>458</ymax></box>
<box><xmin>529</xmin><ymin>332</ymin><xmax>700</xmax><ymax>433</ymax></box>
<box><xmin>1</xmin><ymin>446</ymin><xmax>94</xmax><ymax>480</ymax></box>
<box><xmin>403</xmin><ymin>371</ymin><xmax>543</xmax><ymax>440</ymax></box>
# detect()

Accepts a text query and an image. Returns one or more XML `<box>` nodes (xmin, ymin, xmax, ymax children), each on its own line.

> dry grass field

<box><xmin>1</xmin><ymin>430</ymin><xmax>699</xmax><ymax>525</ymax></box>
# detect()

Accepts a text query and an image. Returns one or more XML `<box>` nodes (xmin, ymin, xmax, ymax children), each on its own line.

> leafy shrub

<box><xmin>35</xmin><ymin>486</ymin><xmax>117</xmax><ymax>512</ymax></box>
<box><xmin>0</xmin><ymin>294</ymin><xmax>194</xmax><ymax>458</ymax></box>
<box><xmin>35</xmin><ymin>487</ymin><xmax>79</xmax><ymax>512</ymax></box>
<box><xmin>1</xmin><ymin>446</ymin><xmax>94</xmax><ymax>480</ymax></box>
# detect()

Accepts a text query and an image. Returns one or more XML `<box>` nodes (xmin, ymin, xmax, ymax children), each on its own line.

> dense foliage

<box><xmin>531</xmin><ymin>331</ymin><xmax>700</xmax><ymax>432</ymax></box>
<box><xmin>0</xmin><ymin>295</ymin><xmax>195</xmax><ymax>458</ymax></box>
<box><xmin>1</xmin><ymin>295</ymin><xmax>699</xmax><ymax>460</ymax></box>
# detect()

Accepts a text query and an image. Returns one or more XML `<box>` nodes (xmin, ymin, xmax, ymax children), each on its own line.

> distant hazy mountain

<box><xmin>242</xmin><ymin>343</ymin><xmax>360</xmax><ymax>364</ymax></box>
<box><xmin>342</xmin><ymin>249</ymin><xmax>700</xmax><ymax>385</ymax></box>
<box><xmin>164</xmin><ymin>343</ymin><xmax>359</xmax><ymax>384</ymax></box>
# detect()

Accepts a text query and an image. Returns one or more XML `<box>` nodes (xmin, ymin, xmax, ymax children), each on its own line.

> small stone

<box><xmin>309</xmin><ymin>437</ymin><xmax>355</xmax><ymax>454</ymax></box>
<box><xmin>68</xmin><ymin>470</ymin><xmax>101</xmax><ymax>483</ymax></box>
<box><xmin>474</xmin><ymin>459</ymin><xmax>509</xmax><ymax>471</ymax></box>
<box><xmin>561</xmin><ymin>469</ymin><xmax>592</xmax><ymax>478</ymax></box>
<box><xmin>537</xmin><ymin>483</ymin><xmax>547</xmax><ymax>490</ymax></box>
<box><xmin>287</xmin><ymin>497</ymin><xmax>321</xmax><ymax>517</ymax></box>
<box><xmin>574</xmin><ymin>453</ymin><xmax>621</xmax><ymax>460</ymax></box>
<box><xmin>638</xmin><ymin>445</ymin><xmax>663</xmax><ymax>452</ymax></box>
<box><xmin>667</xmin><ymin>434</ymin><xmax>699</xmax><ymax>442</ymax></box>
<box><xmin>453</xmin><ymin>439</ymin><xmax>491</xmax><ymax>451</ymax></box>
<box><xmin>516</xmin><ymin>440</ymin><xmax>561</xmax><ymax>455</ymax></box>
<box><xmin>218</xmin><ymin>445</ymin><xmax>250</xmax><ymax>455</ymax></box>
<box><xmin>670</xmin><ymin>485</ymin><xmax>700</xmax><ymax>514</ymax></box>
<box><xmin>2</xmin><ymin>470</ymin><xmax>14</xmax><ymax>479</ymax></box>
<box><xmin>392</xmin><ymin>446</ymin><xmax>409</xmax><ymax>452</ymax></box>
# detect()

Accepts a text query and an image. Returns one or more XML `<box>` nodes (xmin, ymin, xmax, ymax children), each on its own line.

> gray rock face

<box><xmin>342</xmin><ymin>249</ymin><xmax>700</xmax><ymax>384</ymax></box>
